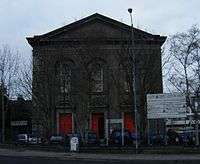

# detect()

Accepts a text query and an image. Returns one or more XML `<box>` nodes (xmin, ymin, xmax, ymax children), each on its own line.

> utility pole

<box><xmin>128</xmin><ymin>8</ymin><xmax>138</xmax><ymax>151</ymax></box>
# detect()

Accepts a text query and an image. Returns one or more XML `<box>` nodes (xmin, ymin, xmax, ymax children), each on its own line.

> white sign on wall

<box><xmin>147</xmin><ymin>93</ymin><xmax>187</xmax><ymax>119</ymax></box>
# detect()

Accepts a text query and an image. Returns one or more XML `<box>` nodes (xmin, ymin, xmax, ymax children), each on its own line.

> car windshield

<box><xmin>51</xmin><ymin>136</ymin><xmax>63</xmax><ymax>140</ymax></box>
<box><xmin>88</xmin><ymin>133</ymin><xmax>96</xmax><ymax>138</ymax></box>
<box><xmin>29</xmin><ymin>135</ymin><xmax>36</xmax><ymax>138</ymax></box>
<box><xmin>18</xmin><ymin>135</ymin><xmax>26</xmax><ymax>139</ymax></box>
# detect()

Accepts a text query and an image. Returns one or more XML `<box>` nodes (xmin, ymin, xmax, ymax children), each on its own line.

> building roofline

<box><xmin>27</xmin><ymin>13</ymin><xmax>167</xmax><ymax>46</ymax></box>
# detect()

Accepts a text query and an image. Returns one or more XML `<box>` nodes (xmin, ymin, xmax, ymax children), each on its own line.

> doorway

<box><xmin>59</xmin><ymin>113</ymin><xmax>72</xmax><ymax>135</ymax></box>
<box><xmin>91</xmin><ymin>113</ymin><xmax>104</xmax><ymax>139</ymax></box>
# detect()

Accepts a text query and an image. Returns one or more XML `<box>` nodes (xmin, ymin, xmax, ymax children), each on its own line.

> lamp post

<box><xmin>128</xmin><ymin>8</ymin><xmax>138</xmax><ymax>150</ymax></box>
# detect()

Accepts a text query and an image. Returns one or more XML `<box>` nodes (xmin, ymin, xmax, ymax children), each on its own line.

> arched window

<box><xmin>119</xmin><ymin>63</ymin><xmax>130</xmax><ymax>93</ymax></box>
<box><xmin>60</xmin><ymin>63</ymin><xmax>71</xmax><ymax>94</ymax></box>
<box><xmin>56</xmin><ymin>62</ymin><xmax>72</xmax><ymax>101</ymax></box>
<box><xmin>90</xmin><ymin>63</ymin><xmax>104</xmax><ymax>93</ymax></box>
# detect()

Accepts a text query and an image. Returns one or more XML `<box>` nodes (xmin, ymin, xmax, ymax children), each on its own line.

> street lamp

<box><xmin>128</xmin><ymin>8</ymin><xmax>138</xmax><ymax>150</ymax></box>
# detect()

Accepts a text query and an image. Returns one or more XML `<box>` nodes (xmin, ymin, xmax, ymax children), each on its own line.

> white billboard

<box><xmin>147</xmin><ymin>93</ymin><xmax>187</xmax><ymax>119</ymax></box>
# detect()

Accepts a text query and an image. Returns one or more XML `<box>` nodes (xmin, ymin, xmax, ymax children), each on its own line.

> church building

<box><xmin>27</xmin><ymin>13</ymin><xmax>166</xmax><ymax>143</ymax></box>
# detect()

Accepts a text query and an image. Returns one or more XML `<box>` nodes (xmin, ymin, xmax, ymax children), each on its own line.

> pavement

<box><xmin>1</xmin><ymin>148</ymin><xmax>200</xmax><ymax>161</ymax></box>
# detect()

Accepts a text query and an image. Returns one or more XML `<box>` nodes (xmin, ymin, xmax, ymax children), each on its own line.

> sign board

<box><xmin>147</xmin><ymin>93</ymin><xmax>187</xmax><ymax>119</ymax></box>
<box><xmin>11</xmin><ymin>121</ymin><xmax>28</xmax><ymax>126</ymax></box>
<box><xmin>70</xmin><ymin>137</ymin><xmax>79</xmax><ymax>151</ymax></box>
<box><xmin>190</xmin><ymin>120</ymin><xmax>200</xmax><ymax>124</ymax></box>
<box><xmin>106</xmin><ymin>119</ymin><xmax>123</xmax><ymax>124</ymax></box>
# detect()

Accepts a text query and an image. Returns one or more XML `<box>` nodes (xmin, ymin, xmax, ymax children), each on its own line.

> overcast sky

<box><xmin>1</xmin><ymin>0</ymin><xmax>200</xmax><ymax>60</ymax></box>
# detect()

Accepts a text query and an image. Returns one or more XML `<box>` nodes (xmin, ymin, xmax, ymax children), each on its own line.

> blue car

<box><xmin>149</xmin><ymin>134</ymin><xmax>165</xmax><ymax>145</ymax></box>
<box><xmin>85</xmin><ymin>132</ymin><xmax>98</xmax><ymax>145</ymax></box>
<box><xmin>110</xmin><ymin>130</ymin><xmax>134</xmax><ymax>145</ymax></box>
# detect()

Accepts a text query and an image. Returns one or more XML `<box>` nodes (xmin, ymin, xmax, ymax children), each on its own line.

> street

<box><xmin>1</xmin><ymin>147</ymin><xmax>200</xmax><ymax>164</ymax></box>
<box><xmin>1</xmin><ymin>155</ymin><xmax>200</xmax><ymax>164</ymax></box>
<box><xmin>0</xmin><ymin>156</ymin><xmax>112</xmax><ymax>164</ymax></box>
<box><xmin>0</xmin><ymin>156</ymin><xmax>132</xmax><ymax>164</ymax></box>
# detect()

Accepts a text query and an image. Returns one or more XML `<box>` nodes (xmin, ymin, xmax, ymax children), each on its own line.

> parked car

<box><xmin>15</xmin><ymin>134</ymin><xmax>42</xmax><ymax>145</ymax></box>
<box><xmin>49</xmin><ymin>135</ymin><xmax>65</xmax><ymax>145</ymax></box>
<box><xmin>64</xmin><ymin>132</ymin><xmax>98</xmax><ymax>146</ymax></box>
<box><xmin>179</xmin><ymin>132</ymin><xmax>196</xmax><ymax>146</ymax></box>
<box><xmin>15</xmin><ymin>134</ymin><xmax>29</xmax><ymax>144</ymax></box>
<box><xmin>85</xmin><ymin>132</ymin><xmax>98</xmax><ymax>145</ymax></box>
<box><xmin>167</xmin><ymin>129</ymin><xmax>180</xmax><ymax>145</ymax></box>
<box><xmin>28</xmin><ymin>134</ymin><xmax>42</xmax><ymax>144</ymax></box>
<box><xmin>149</xmin><ymin>134</ymin><xmax>165</xmax><ymax>146</ymax></box>
<box><xmin>109</xmin><ymin>129</ymin><xmax>133</xmax><ymax>145</ymax></box>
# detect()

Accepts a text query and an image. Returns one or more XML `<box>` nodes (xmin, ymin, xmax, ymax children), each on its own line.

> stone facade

<box><xmin>27</xmin><ymin>13</ymin><xmax>166</xmax><ymax>142</ymax></box>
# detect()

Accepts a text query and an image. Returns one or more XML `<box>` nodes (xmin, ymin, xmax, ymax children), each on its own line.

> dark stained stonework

<box><xmin>27</xmin><ymin>13</ymin><xmax>166</xmax><ymax>141</ymax></box>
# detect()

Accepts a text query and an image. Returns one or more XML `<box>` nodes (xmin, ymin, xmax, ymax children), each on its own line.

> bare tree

<box><xmin>168</xmin><ymin>25</ymin><xmax>200</xmax><ymax>96</ymax></box>
<box><xmin>17</xmin><ymin>59</ymin><xmax>32</xmax><ymax>100</ymax></box>
<box><xmin>0</xmin><ymin>45</ymin><xmax>19</xmax><ymax>143</ymax></box>
<box><xmin>17</xmin><ymin>55</ymin><xmax>53</xmax><ymax>139</ymax></box>
<box><xmin>191</xmin><ymin>36</ymin><xmax>200</xmax><ymax>93</ymax></box>
<box><xmin>167</xmin><ymin>25</ymin><xmax>200</xmax><ymax>146</ymax></box>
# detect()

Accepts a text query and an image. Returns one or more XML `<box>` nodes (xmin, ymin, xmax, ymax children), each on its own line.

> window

<box><xmin>60</xmin><ymin>64</ymin><xmax>71</xmax><ymax>94</ymax></box>
<box><xmin>56</xmin><ymin>63</ymin><xmax>72</xmax><ymax>101</ymax></box>
<box><xmin>90</xmin><ymin>64</ymin><xmax>104</xmax><ymax>92</ymax></box>
<box><xmin>123</xmin><ymin>80</ymin><xmax>130</xmax><ymax>93</ymax></box>
<box><xmin>119</xmin><ymin>64</ymin><xmax>130</xmax><ymax>93</ymax></box>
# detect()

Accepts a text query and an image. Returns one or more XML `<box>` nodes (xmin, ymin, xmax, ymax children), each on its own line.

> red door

<box><xmin>124</xmin><ymin>113</ymin><xmax>135</xmax><ymax>133</ymax></box>
<box><xmin>91</xmin><ymin>113</ymin><xmax>104</xmax><ymax>138</ymax></box>
<box><xmin>59</xmin><ymin>113</ymin><xmax>72</xmax><ymax>135</ymax></box>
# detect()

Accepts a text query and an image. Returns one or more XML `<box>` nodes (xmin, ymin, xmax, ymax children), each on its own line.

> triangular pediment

<box><xmin>47</xmin><ymin>20</ymin><xmax>130</xmax><ymax>39</ymax></box>
<box><xmin>27</xmin><ymin>13</ymin><xmax>166</xmax><ymax>46</ymax></box>
<box><xmin>39</xmin><ymin>13</ymin><xmax>135</xmax><ymax>40</ymax></box>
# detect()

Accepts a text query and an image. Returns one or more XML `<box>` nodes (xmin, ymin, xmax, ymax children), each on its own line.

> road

<box><xmin>1</xmin><ymin>147</ymin><xmax>200</xmax><ymax>164</ymax></box>
<box><xmin>0</xmin><ymin>155</ymin><xmax>200</xmax><ymax>164</ymax></box>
